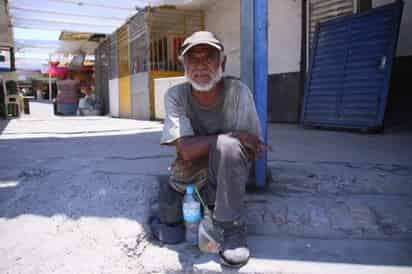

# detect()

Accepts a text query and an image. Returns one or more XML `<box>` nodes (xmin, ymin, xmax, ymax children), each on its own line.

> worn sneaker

<box><xmin>215</xmin><ymin>219</ymin><xmax>250</xmax><ymax>268</ymax></box>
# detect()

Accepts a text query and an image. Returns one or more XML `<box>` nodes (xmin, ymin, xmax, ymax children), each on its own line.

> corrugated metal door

<box><xmin>307</xmin><ymin>0</ymin><xmax>355</xmax><ymax>64</ymax></box>
<box><xmin>301</xmin><ymin>1</ymin><xmax>403</xmax><ymax>130</ymax></box>
<box><xmin>308</xmin><ymin>0</ymin><xmax>355</xmax><ymax>44</ymax></box>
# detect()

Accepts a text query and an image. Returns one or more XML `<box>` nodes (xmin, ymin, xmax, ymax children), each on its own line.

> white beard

<box><xmin>185</xmin><ymin>66</ymin><xmax>223</xmax><ymax>92</ymax></box>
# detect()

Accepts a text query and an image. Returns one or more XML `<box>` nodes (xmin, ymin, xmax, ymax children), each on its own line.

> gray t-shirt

<box><xmin>160</xmin><ymin>77</ymin><xmax>262</xmax><ymax>145</ymax></box>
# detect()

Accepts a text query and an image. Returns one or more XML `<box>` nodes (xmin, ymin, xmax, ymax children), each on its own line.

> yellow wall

<box><xmin>119</xmin><ymin>75</ymin><xmax>131</xmax><ymax>118</ymax></box>
<box><xmin>118</xmin><ymin>25</ymin><xmax>130</xmax><ymax>78</ymax></box>
<box><xmin>117</xmin><ymin>24</ymin><xmax>131</xmax><ymax>118</ymax></box>
<box><xmin>149</xmin><ymin>71</ymin><xmax>183</xmax><ymax>119</ymax></box>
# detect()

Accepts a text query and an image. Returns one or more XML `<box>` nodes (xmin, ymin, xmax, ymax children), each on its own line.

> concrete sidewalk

<box><xmin>1</xmin><ymin>101</ymin><xmax>411</xmax><ymax>273</ymax></box>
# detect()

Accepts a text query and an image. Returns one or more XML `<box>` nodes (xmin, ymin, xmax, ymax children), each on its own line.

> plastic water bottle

<box><xmin>182</xmin><ymin>185</ymin><xmax>201</xmax><ymax>245</ymax></box>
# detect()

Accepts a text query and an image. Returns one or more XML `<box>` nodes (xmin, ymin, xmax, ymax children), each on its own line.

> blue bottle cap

<box><xmin>186</xmin><ymin>185</ymin><xmax>193</xmax><ymax>194</ymax></box>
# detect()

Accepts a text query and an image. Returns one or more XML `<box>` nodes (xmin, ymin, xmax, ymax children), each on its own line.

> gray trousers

<box><xmin>158</xmin><ymin>134</ymin><xmax>252</xmax><ymax>224</ymax></box>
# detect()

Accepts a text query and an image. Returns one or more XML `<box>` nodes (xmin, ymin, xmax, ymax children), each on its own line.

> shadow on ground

<box><xmin>1</xmin><ymin>130</ymin><xmax>412</xmax><ymax>269</ymax></box>
<box><xmin>0</xmin><ymin>131</ymin><xmax>171</xmax><ymax>219</ymax></box>
<box><xmin>0</xmin><ymin>118</ymin><xmax>9</xmax><ymax>134</ymax></box>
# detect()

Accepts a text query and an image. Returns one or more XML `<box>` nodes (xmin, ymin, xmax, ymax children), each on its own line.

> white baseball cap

<box><xmin>179</xmin><ymin>31</ymin><xmax>224</xmax><ymax>57</ymax></box>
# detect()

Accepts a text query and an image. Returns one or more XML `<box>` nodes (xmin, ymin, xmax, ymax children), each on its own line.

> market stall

<box><xmin>98</xmin><ymin>6</ymin><xmax>204</xmax><ymax>120</ymax></box>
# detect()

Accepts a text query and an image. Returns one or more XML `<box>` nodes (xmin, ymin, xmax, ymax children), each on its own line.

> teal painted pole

<box><xmin>240</xmin><ymin>0</ymin><xmax>254</xmax><ymax>92</ymax></box>
<box><xmin>254</xmin><ymin>0</ymin><xmax>268</xmax><ymax>187</ymax></box>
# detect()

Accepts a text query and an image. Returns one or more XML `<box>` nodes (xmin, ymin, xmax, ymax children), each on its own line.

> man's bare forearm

<box><xmin>175</xmin><ymin>131</ymin><xmax>271</xmax><ymax>161</ymax></box>
<box><xmin>176</xmin><ymin>135</ymin><xmax>218</xmax><ymax>161</ymax></box>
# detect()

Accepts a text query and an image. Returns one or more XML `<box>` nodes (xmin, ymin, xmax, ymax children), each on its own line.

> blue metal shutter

<box><xmin>301</xmin><ymin>1</ymin><xmax>403</xmax><ymax>130</ymax></box>
<box><xmin>308</xmin><ymin>0</ymin><xmax>354</xmax><ymax>48</ymax></box>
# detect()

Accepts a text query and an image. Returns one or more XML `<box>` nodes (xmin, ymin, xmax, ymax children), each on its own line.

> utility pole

<box><xmin>241</xmin><ymin>0</ymin><xmax>268</xmax><ymax>188</ymax></box>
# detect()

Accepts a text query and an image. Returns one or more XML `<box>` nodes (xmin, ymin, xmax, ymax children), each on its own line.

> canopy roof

<box><xmin>5</xmin><ymin>0</ymin><xmax>210</xmax><ymax>71</ymax></box>
<box><xmin>8</xmin><ymin>0</ymin><xmax>149</xmax><ymax>71</ymax></box>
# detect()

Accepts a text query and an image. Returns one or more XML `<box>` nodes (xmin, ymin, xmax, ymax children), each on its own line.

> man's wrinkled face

<box><xmin>183</xmin><ymin>44</ymin><xmax>223</xmax><ymax>92</ymax></box>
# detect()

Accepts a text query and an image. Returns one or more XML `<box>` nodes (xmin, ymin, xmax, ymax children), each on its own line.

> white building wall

<box><xmin>131</xmin><ymin>73</ymin><xmax>151</xmax><ymax>120</ymax></box>
<box><xmin>204</xmin><ymin>0</ymin><xmax>241</xmax><ymax>77</ymax></box>
<box><xmin>154</xmin><ymin>76</ymin><xmax>186</xmax><ymax>119</ymax></box>
<box><xmin>204</xmin><ymin>0</ymin><xmax>302</xmax><ymax>77</ymax></box>
<box><xmin>109</xmin><ymin>79</ymin><xmax>119</xmax><ymax>118</ymax></box>
<box><xmin>0</xmin><ymin>0</ymin><xmax>13</xmax><ymax>47</ymax></box>
<box><xmin>373</xmin><ymin>0</ymin><xmax>412</xmax><ymax>57</ymax></box>
<box><xmin>268</xmin><ymin>0</ymin><xmax>302</xmax><ymax>74</ymax></box>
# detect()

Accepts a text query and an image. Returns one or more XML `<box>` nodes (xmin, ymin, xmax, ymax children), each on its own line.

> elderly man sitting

<box><xmin>157</xmin><ymin>31</ymin><xmax>270</xmax><ymax>268</ymax></box>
